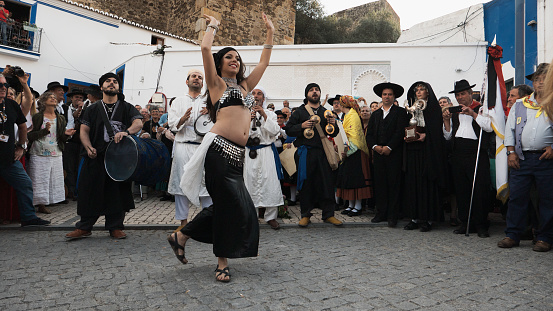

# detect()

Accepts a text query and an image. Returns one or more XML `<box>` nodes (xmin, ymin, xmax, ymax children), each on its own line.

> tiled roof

<box><xmin>59</xmin><ymin>0</ymin><xmax>199</xmax><ymax>45</ymax></box>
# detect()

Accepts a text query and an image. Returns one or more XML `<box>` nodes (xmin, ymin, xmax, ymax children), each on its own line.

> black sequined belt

<box><xmin>211</xmin><ymin>135</ymin><xmax>245</xmax><ymax>168</ymax></box>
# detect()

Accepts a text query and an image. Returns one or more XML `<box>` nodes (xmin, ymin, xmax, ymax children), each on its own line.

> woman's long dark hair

<box><xmin>205</xmin><ymin>47</ymin><xmax>246</xmax><ymax>122</ymax></box>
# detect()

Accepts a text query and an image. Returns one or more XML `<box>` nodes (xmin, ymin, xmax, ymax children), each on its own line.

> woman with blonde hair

<box><xmin>542</xmin><ymin>59</ymin><xmax>553</xmax><ymax>121</ymax></box>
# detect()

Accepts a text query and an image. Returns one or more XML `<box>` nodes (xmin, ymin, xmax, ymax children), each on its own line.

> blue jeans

<box><xmin>506</xmin><ymin>152</ymin><xmax>553</xmax><ymax>244</ymax></box>
<box><xmin>0</xmin><ymin>21</ymin><xmax>7</xmax><ymax>45</ymax></box>
<box><xmin>0</xmin><ymin>161</ymin><xmax>38</xmax><ymax>221</ymax></box>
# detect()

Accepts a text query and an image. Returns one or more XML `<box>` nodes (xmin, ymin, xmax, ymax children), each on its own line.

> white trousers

<box><xmin>255</xmin><ymin>206</ymin><xmax>278</xmax><ymax>222</ymax></box>
<box><xmin>28</xmin><ymin>155</ymin><xmax>65</xmax><ymax>205</ymax></box>
<box><xmin>175</xmin><ymin>194</ymin><xmax>213</xmax><ymax>221</ymax></box>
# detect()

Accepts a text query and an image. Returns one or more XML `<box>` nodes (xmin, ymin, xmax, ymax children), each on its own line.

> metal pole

<box><xmin>466</xmin><ymin>127</ymin><xmax>483</xmax><ymax>236</ymax></box>
<box><xmin>514</xmin><ymin>0</ymin><xmax>526</xmax><ymax>85</ymax></box>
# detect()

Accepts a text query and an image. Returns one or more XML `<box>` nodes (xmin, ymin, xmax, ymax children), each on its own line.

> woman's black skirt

<box><xmin>181</xmin><ymin>135</ymin><xmax>259</xmax><ymax>258</ymax></box>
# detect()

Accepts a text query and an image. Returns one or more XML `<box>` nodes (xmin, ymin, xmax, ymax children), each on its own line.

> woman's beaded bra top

<box><xmin>216</xmin><ymin>78</ymin><xmax>255</xmax><ymax>111</ymax></box>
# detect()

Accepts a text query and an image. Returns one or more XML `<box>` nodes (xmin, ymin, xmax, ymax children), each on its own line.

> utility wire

<box><xmin>42</xmin><ymin>31</ymin><xmax>96</xmax><ymax>82</ymax></box>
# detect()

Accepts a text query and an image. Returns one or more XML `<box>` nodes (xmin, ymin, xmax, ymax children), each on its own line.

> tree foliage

<box><xmin>294</xmin><ymin>0</ymin><xmax>401</xmax><ymax>44</ymax></box>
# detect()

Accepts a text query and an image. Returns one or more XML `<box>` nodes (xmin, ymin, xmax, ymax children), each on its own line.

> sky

<box><xmin>318</xmin><ymin>0</ymin><xmax>491</xmax><ymax>30</ymax></box>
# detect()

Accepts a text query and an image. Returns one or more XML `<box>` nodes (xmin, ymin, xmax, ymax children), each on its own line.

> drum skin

<box><xmin>105</xmin><ymin>135</ymin><xmax>170</xmax><ymax>186</ymax></box>
<box><xmin>194</xmin><ymin>114</ymin><xmax>214</xmax><ymax>136</ymax></box>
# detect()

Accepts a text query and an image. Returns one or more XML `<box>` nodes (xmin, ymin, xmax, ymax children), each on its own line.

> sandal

<box><xmin>167</xmin><ymin>232</ymin><xmax>188</xmax><ymax>264</ymax></box>
<box><xmin>215</xmin><ymin>265</ymin><xmax>231</xmax><ymax>283</ymax></box>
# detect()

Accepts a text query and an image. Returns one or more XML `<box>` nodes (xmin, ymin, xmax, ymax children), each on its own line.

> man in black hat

<box><xmin>85</xmin><ymin>84</ymin><xmax>102</xmax><ymax>107</ymax></box>
<box><xmin>46</xmin><ymin>81</ymin><xmax>71</xmax><ymax>125</ymax></box>
<box><xmin>65</xmin><ymin>72</ymin><xmax>143</xmax><ymax>240</ymax></box>
<box><xmin>284</xmin><ymin>83</ymin><xmax>342</xmax><ymax>227</ymax></box>
<box><xmin>63</xmin><ymin>87</ymin><xmax>87</xmax><ymax>200</ymax></box>
<box><xmin>366</xmin><ymin>82</ymin><xmax>409</xmax><ymax>227</ymax></box>
<box><xmin>442</xmin><ymin>79</ymin><xmax>493</xmax><ymax>237</ymax></box>
<box><xmin>329</xmin><ymin>95</ymin><xmax>344</xmax><ymax>121</ymax></box>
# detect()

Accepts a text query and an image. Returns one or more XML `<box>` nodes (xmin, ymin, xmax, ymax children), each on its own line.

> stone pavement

<box><xmin>0</xmin><ymin>193</ymin><xmax>384</xmax><ymax>230</ymax></box>
<box><xmin>1</xmin><ymin>223</ymin><xmax>552</xmax><ymax>310</ymax></box>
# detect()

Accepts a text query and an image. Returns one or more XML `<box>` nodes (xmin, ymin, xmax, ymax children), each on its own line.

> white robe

<box><xmin>168</xmin><ymin>94</ymin><xmax>209</xmax><ymax>197</ymax></box>
<box><xmin>244</xmin><ymin>110</ymin><xmax>284</xmax><ymax>207</ymax></box>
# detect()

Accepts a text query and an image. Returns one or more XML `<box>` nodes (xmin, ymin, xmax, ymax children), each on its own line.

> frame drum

<box><xmin>194</xmin><ymin>114</ymin><xmax>214</xmax><ymax>136</ymax></box>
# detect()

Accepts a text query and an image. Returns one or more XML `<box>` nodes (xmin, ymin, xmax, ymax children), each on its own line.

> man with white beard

<box><xmin>245</xmin><ymin>87</ymin><xmax>283</xmax><ymax>229</ymax></box>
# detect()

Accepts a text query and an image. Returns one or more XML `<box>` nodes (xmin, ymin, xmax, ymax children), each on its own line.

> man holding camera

<box><xmin>0</xmin><ymin>75</ymin><xmax>50</xmax><ymax>227</ymax></box>
<box><xmin>443</xmin><ymin>79</ymin><xmax>493</xmax><ymax>238</ymax></box>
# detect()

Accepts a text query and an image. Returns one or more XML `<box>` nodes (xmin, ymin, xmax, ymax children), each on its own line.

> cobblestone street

<box><xmin>1</xmin><ymin>217</ymin><xmax>552</xmax><ymax>310</ymax></box>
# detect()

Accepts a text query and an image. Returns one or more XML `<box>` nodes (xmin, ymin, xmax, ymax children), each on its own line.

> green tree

<box><xmin>294</xmin><ymin>0</ymin><xmax>400</xmax><ymax>44</ymax></box>
<box><xmin>347</xmin><ymin>11</ymin><xmax>400</xmax><ymax>43</ymax></box>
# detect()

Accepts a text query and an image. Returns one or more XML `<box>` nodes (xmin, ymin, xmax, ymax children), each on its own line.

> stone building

<box><xmin>67</xmin><ymin>0</ymin><xmax>296</xmax><ymax>46</ymax></box>
<box><xmin>331</xmin><ymin>0</ymin><xmax>400</xmax><ymax>29</ymax></box>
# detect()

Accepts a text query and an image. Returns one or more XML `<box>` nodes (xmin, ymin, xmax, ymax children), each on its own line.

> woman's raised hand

<box><xmin>262</xmin><ymin>13</ymin><xmax>274</xmax><ymax>33</ymax></box>
<box><xmin>203</xmin><ymin>14</ymin><xmax>220</xmax><ymax>27</ymax></box>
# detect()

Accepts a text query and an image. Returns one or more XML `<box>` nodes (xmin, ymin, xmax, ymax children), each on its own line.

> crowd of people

<box><xmin>0</xmin><ymin>1</ymin><xmax>33</xmax><ymax>51</ymax></box>
<box><xmin>2</xmin><ymin>12</ymin><xmax>553</xmax><ymax>283</ymax></box>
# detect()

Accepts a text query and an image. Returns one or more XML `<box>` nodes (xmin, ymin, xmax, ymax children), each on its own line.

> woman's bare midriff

<box><xmin>210</xmin><ymin>105</ymin><xmax>251</xmax><ymax>146</ymax></box>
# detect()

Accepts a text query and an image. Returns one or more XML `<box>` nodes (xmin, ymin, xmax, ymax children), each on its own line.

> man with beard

<box><xmin>402</xmin><ymin>82</ymin><xmax>447</xmax><ymax>232</ymax></box>
<box><xmin>366</xmin><ymin>82</ymin><xmax>409</xmax><ymax>227</ymax></box>
<box><xmin>499</xmin><ymin>63</ymin><xmax>553</xmax><ymax>251</ymax></box>
<box><xmin>284</xmin><ymin>83</ymin><xmax>342</xmax><ymax>227</ymax></box>
<box><xmin>167</xmin><ymin>69</ymin><xmax>212</xmax><ymax>228</ymax></box>
<box><xmin>245</xmin><ymin>87</ymin><xmax>283</xmax><ymax>230</ymax></box>
<box><xmin>443</xmin><ymin>79</ymin><xmax>493</xmax><ymax>238</ymax></box>
<box><xmin>65</xmin><ymin>73</ymin><xmax>142</xmax><ymax>240</ymax></box>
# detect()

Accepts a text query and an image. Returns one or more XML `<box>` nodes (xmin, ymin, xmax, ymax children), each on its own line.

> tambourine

<box><xmin>194</xmin><ymin>114</ymin><xmax>214</xmax><ymax>136</ymax></box>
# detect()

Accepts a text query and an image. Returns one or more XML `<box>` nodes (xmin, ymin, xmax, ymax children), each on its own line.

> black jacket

<box><xmin>366</xmin><ymin>104</ymin><xmax>409</xmax><ymax>153</ymax></box>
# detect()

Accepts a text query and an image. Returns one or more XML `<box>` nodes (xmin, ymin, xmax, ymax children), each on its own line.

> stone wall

<box><xmin>68</xmin><ymin>0</ymin><xmax>296</xmax><ymax>46</ymax></box>
<box><xmin>332</xmin><ymin>0</ymin><xmax>400</xmax><ymax>26</ymax></box>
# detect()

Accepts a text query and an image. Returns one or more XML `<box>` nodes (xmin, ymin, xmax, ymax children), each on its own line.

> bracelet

<box><xmin>206</xmin><ymin>24</ymin><xmax>219</xmax><ymax>35</ymax></box>
<box><xmin>263</xmin><ymin>44</ymin><xmax>273</xmax><ymax>49</ymax></box>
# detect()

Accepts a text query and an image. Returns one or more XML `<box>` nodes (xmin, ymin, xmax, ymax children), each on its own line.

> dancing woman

<box><xmin>167</xmin><ymin>13</ymin><xmax>274</xmax><ymax>283</ymax></box>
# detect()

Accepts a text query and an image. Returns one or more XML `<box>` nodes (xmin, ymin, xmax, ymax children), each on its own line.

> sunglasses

<box><xmin>0</xmin><ymin>83</ymin><xmax>9</xmax><ymax>89</ymax></box>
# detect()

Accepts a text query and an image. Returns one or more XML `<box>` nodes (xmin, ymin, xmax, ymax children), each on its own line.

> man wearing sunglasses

<box><xmin>0</xmin><ymin>75</ymin><xmax>51</xmax><ymax>226</ymax></box>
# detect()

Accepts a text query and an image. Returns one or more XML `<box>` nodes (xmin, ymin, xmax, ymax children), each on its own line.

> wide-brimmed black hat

<box><xmin>85</xmin><ymin>84</ymin><xmax>102</xmax><ymax>98</ymax></box>
<box><xmin>373</xmin><ymin>82</ymin><xmax>404</xmax><ymax>98</ymax></box>
<box><xmin>67</xmin><ymin>87</ymin><xmax>86</xmax><ymax>98</ymax></box>
<box><xmin>328</xmin><ymin>94</ymin><xmax>341</xmax><ymax>105</ymax></box>
<box><xmin>29</xmin><ymin>87</ymin><xmax>40</xmax><ymax>99</ymax></box>
<box><xmin>526</xmin><ymin>63</ymin><xmax>549</xmax><ymax>81</ymax></box>
<box><xmin>448</xmin><ymin>79</ymin><xmax>476</xmax><ymax>94</ymax></box>
<box><xmin>46</xmin><ymin>81</ymin><xmax>68</xmax><ymax>93</ymax></box>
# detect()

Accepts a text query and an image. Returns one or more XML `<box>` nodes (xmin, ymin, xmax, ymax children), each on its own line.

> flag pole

<box><xmin>466</xmin><ymin>44</ymin><xmax>491</xmax><ymax>237</ymax></box>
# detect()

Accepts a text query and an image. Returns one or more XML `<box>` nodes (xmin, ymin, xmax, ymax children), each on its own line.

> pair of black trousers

<box><xmin>181</xmin><ymin>142</ymin><xmax>259</xmax><ymax>259</ymax></box>
<box><xmin>76</xmin><ymin>211</ymin><xmax>125</xmax><ymax>231</ymax></box>
<box><xmin>451</xmin><ymin>138</ymin><xmax>490</xmax><ymax>228</ymax></box>
<box><xmin>372</xmin><ymin>151</ymin><xmax>402</xmax><ymax>221</ymax></box>
<box><xmin>63</xmin><ymin>142</ymin><xmax>81</xmax><ymax>197</ymax></box>
<box><xmin>294</xmin><ymin>148</ymin><xmax>335</xmax><ymax>220</ymax></box>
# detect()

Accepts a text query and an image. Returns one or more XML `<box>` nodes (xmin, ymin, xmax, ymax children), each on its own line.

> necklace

<box><xmin>222</xmin><ymin>77</ymin><xmax>238</xmax><ymax>86</ymax></box>
<box><xmin>102</xmin><ymin>101</ymin><xmax>116</xmax><ymax>113</ymax></box>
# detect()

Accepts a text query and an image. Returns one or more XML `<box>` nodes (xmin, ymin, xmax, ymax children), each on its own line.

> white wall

<box><xmin>119</xmin><ymin>43</ymin><xmax>487</xmax><ymax>110</ymax></box>
<box><xmin>0</xmin><ymin>0</ymin><xmax>196</xmax><ymax>93</ymax></box>
<box><xmin>537</xmin><ymin>0</ymin><xmax>553</xmax><ymax>63</ymax></box>
<box><xmin>397</xmin><ymin>5</ymin><xmax>485</xmax><ymax>45</ymax></box>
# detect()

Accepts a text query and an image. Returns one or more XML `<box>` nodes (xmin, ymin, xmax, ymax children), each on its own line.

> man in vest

<box><xmin>498</xmin><ymin>63</ymin><xmax>553</xmax><ymax>252</ymax></box>
<box><xmin>442</xmin><ymin>79</ymin><xmax>493</xmax><ymax>238</ymax></box>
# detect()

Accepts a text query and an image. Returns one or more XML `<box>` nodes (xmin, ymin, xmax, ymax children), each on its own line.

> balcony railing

<box><xmin>0</xmin><ymin>20</ymin><xmax>42</xmax><ymax>54</ymax></box>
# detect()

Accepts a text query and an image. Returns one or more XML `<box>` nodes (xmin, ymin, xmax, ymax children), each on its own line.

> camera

<box><xmin>1</xmin><ymin>65</ymin><xmax>26</xmax><ymax>93</ymax></box>
<box><xmin>448</xmin><ymin>106</ymin><xmax>462</xmax><ymax>113</ymax></box>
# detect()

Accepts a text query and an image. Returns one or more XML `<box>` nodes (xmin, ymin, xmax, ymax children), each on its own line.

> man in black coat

<box><xmin>366</xmin><ymin>82</ymin><xmax>409</xmax><ymax>227</ymax></box>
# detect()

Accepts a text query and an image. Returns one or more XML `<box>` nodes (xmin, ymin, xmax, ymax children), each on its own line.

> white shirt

<box><xmin>168</xmin><ymin>94</ymin><xmax>207</xmax><ymax>143</ymax></box>
<box><xmin>443</xmin><ymin>107</ymin><xmax>492</xmax><ymax>140</ymax></box>
<box><xmin>381</xmin><ymin>105</ymin><xmax>392</xmax><ymax>119</ymax></box>
<box><xmin>57</xmin><ymin>100</ymin><xmax>75</xmax><ymax>129</ymax></box>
